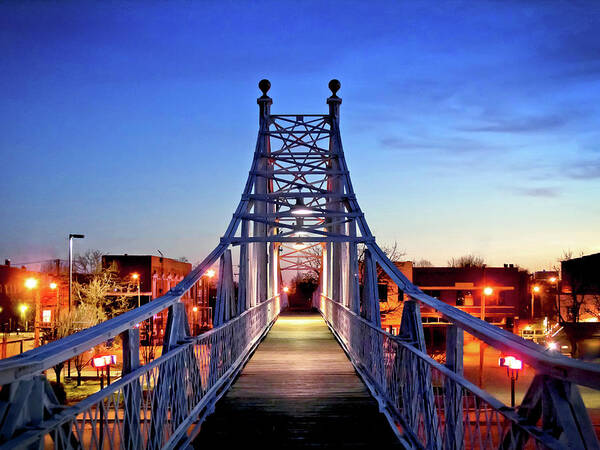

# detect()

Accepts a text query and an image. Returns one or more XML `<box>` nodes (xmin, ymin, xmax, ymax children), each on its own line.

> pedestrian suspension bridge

<box><xmin>0</xmin><ymin>80</ymin><xmax>599</xmax><ymax>449</ymax></box>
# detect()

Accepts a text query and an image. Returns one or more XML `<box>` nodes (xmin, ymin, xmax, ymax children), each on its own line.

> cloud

<box><xmin>380</xmin><ymin>135</ymin><xmax>501</xmax><ymax>154</ymax></box>
<box><xmin>565</xmin><ymin>159</ymin><xmax>600</xmax><ymax>180</ymax></box>
<box><xmin>511</xmin><ymin>187</ymin><xmax>560</xmax><ymax>198</ymax></box>
<box><xmin>461</xmin><ymin>114</ymin><xmax>570</xmax><ymax>133</ymax></box>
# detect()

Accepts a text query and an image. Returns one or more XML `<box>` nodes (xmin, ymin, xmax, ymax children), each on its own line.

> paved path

<box><xmin>195</xmin><ymin>311</ymin><xmax>403</xmax><ymax>449</ymax></box>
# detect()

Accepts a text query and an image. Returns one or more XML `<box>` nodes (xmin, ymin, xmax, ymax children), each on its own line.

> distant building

<box><xmin>531</xmin><ymin>270</ymin><xmax>560</xmax><ymax>320</ymax></box>
<box><xmin>560</xmin><ymin>252</ymin><xmax>600</xmax><ymax>322</ymax></box>
<box><xmin>561</xmin><ymin>253</ymin><xmax>600</xmax><ymax>296</ymax></box>
<box><xmin>102</xmin><ymin>255</ymin><xmax>215</xmax><ymax>336</ymax></box>
<box><xmin>379</xmin><ymin>263</ymin><xmax>529</xmax><ymax>335</ymax></box>
<box><xmin>0</xmin><ymin>260</ymin><xmax>62</xmax><ymax>332</ymax></box>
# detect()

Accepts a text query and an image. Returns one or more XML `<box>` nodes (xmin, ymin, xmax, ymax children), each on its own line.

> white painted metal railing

<box><xmin>320</xmin><ymin>295</ymin><xmax>582</xmax><ymax>449</ymax></box>
<box><xmin>0</xmin><ymin>296</ymin><xmax>281</xmax><ymax>449</ymax></box>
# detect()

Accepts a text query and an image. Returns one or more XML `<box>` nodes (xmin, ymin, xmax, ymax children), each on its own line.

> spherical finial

<box><xmin>259</xmin><ymin>79</ymin><xmax>271</xmax><ymax>96</ymax></box>
<box><xmin>328</xmin><ymin>79</ymin><xmax>341</xmax><ymax>96</ymax></box>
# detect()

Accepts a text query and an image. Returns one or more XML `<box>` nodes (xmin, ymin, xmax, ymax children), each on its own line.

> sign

<box><xmin>499</xmin><ymin>356</ymin><xmax>522</xmax><ymax>370</ymax></box>
<box><xmin>91</xmin><ymin>354</ymin><xmax>117</xmax><ymax>369</ymax></box>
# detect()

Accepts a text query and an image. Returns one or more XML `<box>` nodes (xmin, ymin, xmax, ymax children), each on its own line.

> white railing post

<box><xmin>444</xmin><ymin>324</ymin><xmax>464</xmax><ymax>450</ymax></box>
<box><xmin>121</xmin><ymin>327</ymin><xmax>142</xmax><ymax>450</ymax></box>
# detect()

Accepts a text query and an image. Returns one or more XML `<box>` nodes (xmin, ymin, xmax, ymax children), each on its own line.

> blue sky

<box><xmin>1</xmin><ymin>1</ymin><xmax>599</xmax><ymax>271</ymax></box>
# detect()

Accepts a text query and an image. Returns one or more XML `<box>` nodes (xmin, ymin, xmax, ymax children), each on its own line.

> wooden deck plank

<box><xmin>194</xmin><ymin>311</ymin><xmax>404</xmax><ymax>449</ymax></box>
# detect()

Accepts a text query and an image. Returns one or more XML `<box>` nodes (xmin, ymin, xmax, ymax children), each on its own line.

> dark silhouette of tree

<box><xmin>73</xmin><ymin>249</ymin><xmax>103</xmax><ymax>274</ymax></box>
<box><xmin>447</xmin><ymin>254</ymin><xmax>485</xmax><ymax>268</ymax></box>
<box><xmin>413</xmin><ymin>259</ymin><xmax>433</xmax><ymax>267</ymax></box>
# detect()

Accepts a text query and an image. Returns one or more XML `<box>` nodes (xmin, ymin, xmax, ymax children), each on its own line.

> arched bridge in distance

<box><xmin>0</xmin><ymin>80</ymin><xmax>599</xmax><ymax>449</ymax></box>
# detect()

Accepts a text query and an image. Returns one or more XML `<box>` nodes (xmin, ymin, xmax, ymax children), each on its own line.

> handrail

<box><xmin>0</xmin><ymin>296</ymin><xmax>281</xmax><ymax>449</ymax></box>
<box><xmin>0</xmin><ymin>243</ymin><xmax>230</xmax><ymax>385</ymax></box>
<box><xmin>319</xmin><ymin>296</ymin><xmax>565</xmax><ymax>449</ymax></box>
<box><xmin>368</xmin><ymin>242</ymin><xmax>600</xmax><ymax>389</ymax></box>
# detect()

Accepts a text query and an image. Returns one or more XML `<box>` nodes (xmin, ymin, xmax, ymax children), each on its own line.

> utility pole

<box><xmin>68</xmin><ymin>234</ymin><xmax>85</xmax><ymax>313</ymax></box>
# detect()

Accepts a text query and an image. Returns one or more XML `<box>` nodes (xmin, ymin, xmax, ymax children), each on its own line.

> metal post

<box><xmin>69</xmin><ymin>237</ymin><xmax>73</xmax><ymax>313</ymax></box>
<box><xmin>99</xmin><ymin>371</ymin><xmax>104</xmax><ymax>450</ymax></box>
<box><xmin>444</xmin><ymin>324</ymin><xmax>464</xmax><ymax>449</ymax></box>
<box><xmin>327</xmin><ymin>82</ymin><xmax>343</xmax><ymax>302</ymax></box>
<box><xmin>479</xmin><ymin>342</ymin><xmax>485</xmax><ymax>388</ymax></box>
<box><xmin>33</xmin><ymin>288</ymin><xmax>40</xmax><ymax>348</ymax></box>
<box><xmin>255</xmin><ymin>80</ymin><xmax>271</xmax><ymax>305</ymax></box>
<box><xmin>68</xmin><ymin>233</ymin><xmax>84</xmax><ymax>313</ymax></box>
<box><xmin>121</xmin><ymin>327</ymin><xmax>142</xmax><ymax>449</ymax></box>
<box><xmin>511</xmin><ymin>373</ymin><xmax>516</xmax><ymax>408</ymax></box>
<box><xmin>137</xmin><ymin>278</ymin><xmax>141</xmax><ymax>308</ymax></box>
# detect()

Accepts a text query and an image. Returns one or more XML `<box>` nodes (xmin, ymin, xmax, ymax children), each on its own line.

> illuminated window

<box><xmin>42</xmin><ymin>310</ymin><xmax>52</xmax><ymax>323</ymax></box>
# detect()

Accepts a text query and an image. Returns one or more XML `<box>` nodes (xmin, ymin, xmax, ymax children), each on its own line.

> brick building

<box><xmin>560</xmin><ymin>252</ymin><xmax>600</xmax><ymax>322</ymax></box>
<box><xmin>379</xmin><ymin>263</ymin><xmax>529</xmax><ymax>335</ymax></box>
<box><xmin>102</xmin><ymin>255</ymin><xmax>215</xmax><ymax>336</ymax></box>
<box><xmin>0</xmin><ymin>261</ymin><xmax>63</xmax><ymax>332</ymax></box>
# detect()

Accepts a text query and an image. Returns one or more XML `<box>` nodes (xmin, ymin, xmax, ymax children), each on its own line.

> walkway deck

<box><xmin>195</xmin><ymin>311</ymin><xmax>403</xmax><ymax>449</ymax></box>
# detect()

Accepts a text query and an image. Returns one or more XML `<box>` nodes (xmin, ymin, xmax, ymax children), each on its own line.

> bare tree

<box><xmin>447</xmin><ymin>254</ymin><xmax>485</xmax><ymax>268</ymax></box>
<box><xmin>358</xmin><ymin>242</ymin><xmax>407</xmax><ymax>317</ymax></box>
<box><xmin>73</xmin><ymin>264</ymin><xmax>130</xmax><ymax>318</ymax></box>
<box><xmin>413</xmin><ymin>259</ymin><xmax>433</xmax><ymax>267</ymax></box>
<box><xmin>74</xmin><ymin>249</ymin><xmax>103</xmax><ymax>274</ymax></box>
<box><xmin>56</xmin><ymin>303</ymin><xmax>106</xmax><ymax>386</ymax></box>
<box><xmin>358</xmin><ymin>241</ymin><xmax>406</xmax><ymax>281</ymax></box>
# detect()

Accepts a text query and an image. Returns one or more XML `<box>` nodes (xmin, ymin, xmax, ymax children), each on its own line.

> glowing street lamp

<box><xmin>49</xmin><ymin>282</ymin><xmax>59</xmax><ymax>325</ymax></box>
<box><xmin>19</xmin><ymin>304</ymin><xmax>29</xmax><ymax>331</ymax></box>
<box><xmin>499</xmin><ymin>355</ymin><xmax>523</xmax><ymax>407</ymax></box>
<box><xmin>24</xmin><ymin>278</ymin><xmax>41</xmax><ymax>346</ymax></box>
<box><xmin>481</xmin><ymin>286</ymin><xmax>493</xmax><ymax>322</ymax></box>
<box><xmin>531</xmin><ymin>285</ymin><xmax>540</xmax><ymax>319</ymax></box>
<box><xmin>283</xmin><ymin>286</ymin><xmax>289</xmax><ymax>293</ymax></box>
<box><xmin>290</xmin><ymin>197</ymin><xmax>312</xmax><ymax>216</ymax></box>
<box><xmin>206</xmin><ymin>269</ymin><xmax>215</xmax><ymax>278</ymax></box>
<box><xmin>25</xmin><ymin>278</ymin><xmax>38</xmax><ymax>289</ymax></box>
<box><xmin>131</xmin><ymin>273</ymin><xmax>141</xmax><ymax>307</ymax></box>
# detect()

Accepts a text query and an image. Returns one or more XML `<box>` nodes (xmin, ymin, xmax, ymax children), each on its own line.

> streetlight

<box><xmin>131</xmin><ymin>273</ymin><xmax>141</xmax><ymax>307</ymax></box>
<box><xmin>283</xmin><ymin>286</ymin><xmax>289</xmax><ymax>293</ymax></box>
<box><xmin>531</xmin><ymin>285</ymin><xmax>540</xmax><ymax>319</ymax></box>
<box><xmin>19</xmin><ymin>304</ymin><xmax>29</xmax><ymax>332</ymax></box>
<box><xmin>550</xmin><ymin>276</ymin><xmax>561</xmax><ymax>323</ymax></box>
<box><xmin>206</xmin><ymin>269</ymin><xmax>215</xmax><ymax>278</ymax></box>
<box><xmin>479</xmin><ymin>286</ymin><xmax>493</xmax><ymax>388</ymax></box>
<box><xmin>499</xmin><ymin>356</ymin><xmax>523</xmax><ymax>407</ymax></box>
<box><xmin>68</xmin><ymin>233</ymin><xmax>85</xmax><ymax>313</ymax></box>
<box><xmin>481</xmin><ymin>287</ymin><xmax>493</xmax><ymax>321</ymax></box>
<box><xmin>24</xmin><ymin>277</ymin><xmax>41</xmax><ymax>346</ymax></box>
<box><xmin>50</xmin><ymin>282</ymin><xmax>59</xmax><ymax>327</ymax></box>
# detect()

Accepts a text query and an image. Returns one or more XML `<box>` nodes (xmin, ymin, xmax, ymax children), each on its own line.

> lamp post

<box><xmin>19</xmin><ymin>304</ymin><xmax>29</xmax><ymax>332</ymax></box>
<box><xmin>499</xmin><ymin>356</ymin><xmax>523</xmax><ymax>407</ymax></box>
<box><xmin>192</xmin><ymin>306</ymin><xmax>198</xmax><ymax>334</ymax></box>
<box><xmin>131</xmin><ymin>273</ymin><xmax>141</xmax><ymax>308</ymax></box>
<box><xmin>68</xmin><ymin>233</ymin><xmax>85</xmax><ymax>313</ymax></box>
<box><xmin>549</xmin><ymin>276</ymin><xmax>561</xmax><ymax>323</ymax></box>
<box><xmin>531</xmin><ymin>285</ymin><xmax>540</xmax><ymax>319</ymax></box>
<box><xmin>24</xmin><ymin>277</ymin><xmax>40</xmax><ymax>347</ymax></box>
<box><xmin>481</xmin><ymin>286</ymin><xmax>493</xmax><ymax>322</ymax></box>
<box><xmin>479</xmin><ymin>286</ymin><xmax>493</xmax><ymax>388</ymax></box>
<box><xmin>50</xmin><ymin>282</ymin><xmax>59</xmax><ymax>329</ymax></box>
